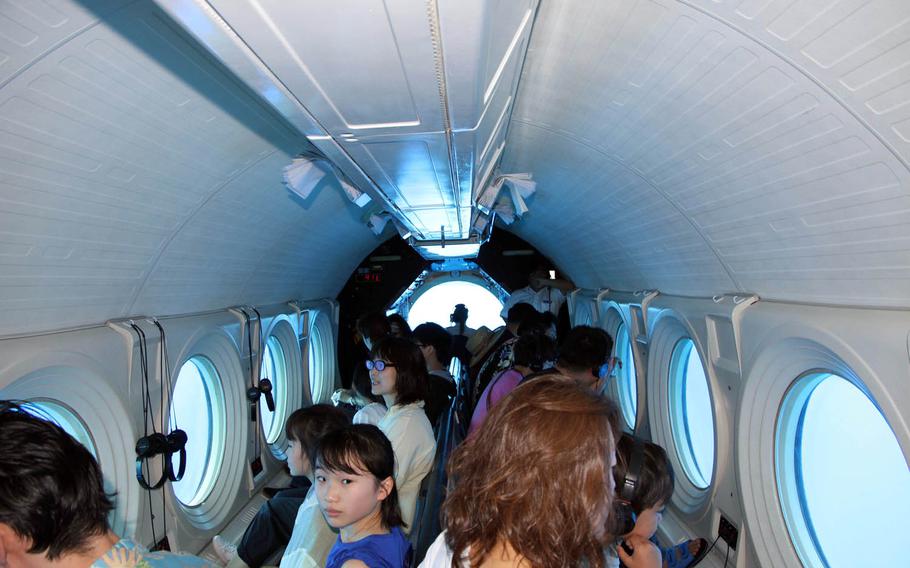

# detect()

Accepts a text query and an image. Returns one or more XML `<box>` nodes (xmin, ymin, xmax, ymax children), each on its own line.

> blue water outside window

<box><xmin>308</xmin><ymin>324</ymin><xmax>326</xmax><ymax>402</ymax></box>
<box><xmin>22</xmin><ymin>400</ymin><xmax>97</xmax><ymax>457</ymax></box>
<box><xmin>259</xmin><ymin>336</ymin><xmax>288</xmax><ymax>444</ymax></box>
<box><xmin>170</xmin><ymin>356</ymin><xmax>225</xmax><ymax>506</ymax></box>
<box><xmin>614</xmin><ymin>323</ymin><xmax>637</xmax><ymax>428</ymax></box>
<box><xmin>406</xmin><ymin>281</ymin><xmax>504</xmax><ymax>331</ymax></box>
<box><xmin>776</xmin><ymin>373</ymin><xmax>910</xmax><ymax>567</ymax></box>
<box><xmin>668</xmin><ymin>338</ymin><xmax>715</xmax><ymax>489</ymax></box>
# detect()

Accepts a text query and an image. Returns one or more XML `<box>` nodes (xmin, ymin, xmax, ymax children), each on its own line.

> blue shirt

<box><xmin>326</xmin><ymin>526</ymin><xmax>412</xmax><ymax>568</ymax></box>
<box><xmin>91</xmin><ymin>538</ymin><xmax>217</xmax><ymax>567</ymax></box>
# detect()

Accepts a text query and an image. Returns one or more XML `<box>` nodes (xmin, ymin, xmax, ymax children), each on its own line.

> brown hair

<box><xmin>285</xmin><ymin>404</ymin><xmax>350</xmax><ymax>464</ymax></box>
<box><xmin>443</xmin><ymin>375</ymin><xmax>621</xmax><ymax>567</ymax></box>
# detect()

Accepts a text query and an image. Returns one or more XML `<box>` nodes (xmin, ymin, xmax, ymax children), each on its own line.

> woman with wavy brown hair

<box><xmin>420</xmin><ymin>374</ymin><xmax>660</xmax><ymax>568</ymax></box>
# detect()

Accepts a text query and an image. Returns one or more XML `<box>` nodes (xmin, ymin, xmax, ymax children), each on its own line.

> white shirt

<box><xmin>353</xmin><ymin>402</ymin><xmax>387</xmax><ymax>425</ymax></box>
<box><xmin>500</xmin><ymin>285</ymin><xmax>566</xmax><ymax>318</ymax></box>
<box><xmin>420</xmin><ymin>532</ymin><xmax>458</xmax><ymax>566</ymax></box>
<box><xmin>280</xmin><ymin>486</ymin><xmax>337</xmax><ymax>568</ymax></box>
<box><xmin>377</xmin><ymin>401</ymin><xmax>436</xmax><ymax>533</ymax></box>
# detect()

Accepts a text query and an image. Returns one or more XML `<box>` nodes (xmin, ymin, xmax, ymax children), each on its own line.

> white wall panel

<box><xmin>503</xmin><ymin>0</ymin><xmax>910</xmax><ymax>306</ymax></box>
<box><xmin>0</xmin><ymin>0</ymin><xmax>378</xmax><ymax>336</ymax></box>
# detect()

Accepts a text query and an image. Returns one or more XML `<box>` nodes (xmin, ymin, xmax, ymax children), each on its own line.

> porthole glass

<box><xmin>22</xmin><ymin>400</ymin><xmax>97</xmax><ymax>457</ymax></box>
<box><xmin>308</xmin><ymin>323</ymin><xmax>326</xmax><ymax>402</ymax></box>
<box><xmin>259</xmin><ymin>336</ymin><xmax>288</xmax><ymax>444</ymax></box>
<box><xmin>614</xmin><ymin>323</ymin><xmax>637</xmax><ymax>428</ymax></box>
<box><xmin>668</xmin><ymin>339</ymin><xmax>715</xmax><ymax>489</ymax></box>
<box><xmin>170</xmin><ymin>356</ymin><xmax>225</xmax><ymax>507</ymax></box>
<box><xmin>776</xmin><ymin>373</ymin><xmax>910</xmax><ymax>567</ymax></box>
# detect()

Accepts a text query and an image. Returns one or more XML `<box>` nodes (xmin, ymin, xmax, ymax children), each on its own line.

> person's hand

<box><xmin>331</xmin><ymin>388</ymin><xmax>355</xmax><ymax>406</ymax></box>
<box><xmin>617</xmin><ymin>535</ymin><xmax>661</xmax><ymax>568</ymax></box>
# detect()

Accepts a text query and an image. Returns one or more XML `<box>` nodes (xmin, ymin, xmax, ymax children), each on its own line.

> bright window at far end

<box><xmin>406</xmin><ymin>280</ymin><xmax>504</xmax><ymax>331</ymax></box>
<box><xmin>776</xmin><ymin>373</ymin><xmax>910</xmax><ymax>567</ymax></box>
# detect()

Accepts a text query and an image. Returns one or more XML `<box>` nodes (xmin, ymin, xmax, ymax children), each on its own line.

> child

<box><xmin>212</xmin><ymin>405</ymin><xmax>350</xmax><ymax>567</ymax></box>
<box><xmin>609</xmin><ymin>434</ymin><xmax>706</xmax><ymax>568</ymax></box>
<box><xmin>315</xmin><ymin>424</ymin><xmax>412</xmax><ymax>568</ymax></box>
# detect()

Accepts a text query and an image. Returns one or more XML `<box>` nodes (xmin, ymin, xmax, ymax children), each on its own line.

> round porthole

<box><xmin>615</xmin><ymin>322</ymin><xmax>637</xmax><ymax>429</ymax></box>
<box><xmin>22</xmin><ymin>399</ymin><xmax>97</xmax><ymax>457</ymax></box>
<box><xmin>259</xmin><ymin>336</ymin><xmax>288</xmax><ymax>444</ymax></box>
<box><xmin>169</xmin><ymin>356</ymin><xmax>226</xmax><ymax>507</ymax></box>
<box><xmin>668</xmin><ymin>338</ymin><xmax>715</xmax><ymax>489</ymax></box>
<box><xmin>776</xmin><ymin>373</ymin><xmax>910</xmax><ymax>567</ymax></box>
<box><xmin>307</xmin><ymin>312</ymin><xmax>337</xmax><ymax>404</ymax></box>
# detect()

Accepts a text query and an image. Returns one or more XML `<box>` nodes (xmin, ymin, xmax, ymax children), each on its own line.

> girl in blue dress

<box><xmin>315</xmin><ymin>424</ymin><xmax>412</xmax><ymax>568</ymax></box>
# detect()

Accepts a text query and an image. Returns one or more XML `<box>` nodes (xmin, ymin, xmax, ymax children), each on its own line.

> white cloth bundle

<box><xmin>282</xmin><ymin>154</ymin><xmax>371</xmax><ymax>207</ymax></box>
<box><xmin>475</xmin><ymin>172</ymin><xmax>536</xmax><ymax>224</ymax></box>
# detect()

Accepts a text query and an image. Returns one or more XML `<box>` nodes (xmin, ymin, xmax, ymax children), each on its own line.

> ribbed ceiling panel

<box><xmin>0</xmin><ymin>1</ymin><xmax>377</xmax><ymax>336</ymax></box>
<box><xmin>503</xmin><ymin>0</ymin><xmax>910</xmax><ymax>307</ymax></box>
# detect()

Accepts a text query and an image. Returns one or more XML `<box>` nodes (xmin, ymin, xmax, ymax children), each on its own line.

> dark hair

<box><xmin>0</xmin><ymin>401</ymin><xmax>114</xmax><ymax>560</ymax></box>
<box><xmin>612</xmin><ymin>434</ymin><xmax>675</xmax><ymax>515</ymax></box>
<box><xmin>444</xmin><ymin>377</ymin><xmax>620</xmax><ymax>567</ymax></box>
<box><xmin>315</xmin><ymin>424</ymin><xmax>404</xmax><ymax>530</ymax></box>
<box><xmin>386</xmin><ymin>313</ymin><xmax>412</xmax><ymax>338</ymax></box>
<box><xmin>558</xmin><ymin>325</ymin><xmax>613</xmax><ymax>372</ymax></box>
<box><xmin>351</xmin><ymin>365</ymin><xmax>382</xmax><ymax>404</ymax></box>
<box><xmin>371</xmin><ymin>336</ymin><xmax>428</xmax><ymax>407</ymax></box>
<box><xmin>450</xmin><ymin>304</ymin><xmax>468</xmax><ymax>324</ymax></box>
<box><xmin>505</xmin><ymin>302</ymin><xmax>540</xmax><ymax>325</ymax></box>
<box><xmin>356</xmin><ymin>311</ymin><xmax>392</xmax><ymax>344</ymax></box>
<box><xmin>285</xmin><ymin>404</ymin><xmax>351</xmax><ymax>464</ymax></box>
<box><xmin>512</xmin><ymin>331</ymin><xmax>557</xmax><ymax>372</ymax></box>
<box><xmin>412</xmin><ymin>322</ymin><xmax>452</xmax><ymax>366</ymax></box>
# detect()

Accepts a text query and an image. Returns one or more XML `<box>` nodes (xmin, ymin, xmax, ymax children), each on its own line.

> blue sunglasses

<box><xmin>365</xmin><ymin>360</ymin><xmax>395</xmax><ymax>372</ymax></box>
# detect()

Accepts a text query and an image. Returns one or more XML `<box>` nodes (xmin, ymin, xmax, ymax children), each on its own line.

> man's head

<box><xmin>0</xmin><ymin>401</ymin><xmax>113</xmax><ymax>562</ymax></box>
<box><xmin>505</xmin><ymin>302</ymin><xmax>540</xmax><ymax>333</ymax></box>
<box><xmin>528</xmin><ymin>263</ymin><xmax>552</xmax><ymax>291</ymax></box>
<box><xmin>556</xmin><ymin>325</ymin><xmax>614</xmax><ymax>391</ymax></box>
<box><xmin>412</xmin><ymin>322</ymin><xmax>452</xmax><ymax>368</ymax></box>
<box><xmin>285</xmin><ymin>404</ymin><xmax>351</xmax><ymax>476</ymax></box>
<box><xmin>356</xmin><ymin>311</ymin><xmax>392</xmax><ymax>350</ymax></box>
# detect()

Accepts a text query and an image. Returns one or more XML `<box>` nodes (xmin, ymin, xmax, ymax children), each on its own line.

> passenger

<box><xmin>446</xmin><ymin>303</ymin><xmax>475</xmax><ymax>338</ymax></box>
<box><xmin>356</xmin><ymin>311</ymin><xmax>392</xmax><ymax>351</ymax></box>
<box><xmin>331</xmin><ymin>366</ymin><xmax>387</xmax><ymax>426</ymax></box>
<box><xmin>368</xmin><ymin>336</ymin><xmax>437</xmax><ymax>533</ymax></box>
<box><xmin>468</xmin><ymin>302</ymin><xmax>540</xmax><ymax>410</ymax></box>
<box><xmin>215</xmin><ymin>404</ymin><xmax>350</xmax><ymax>568</ymax></box>
<box><xmin>609</xmin><ymin>435</ymin><xmax>708</xmax><ymax>568</ymax></box>
<box><xmin>447</xmin><ymin>303</ymin><xmax>474</xmax><ymax>369</ymax></box>
<box><xmin>412</xmin><ymin>322</ymin><xmax>458</xmax><ymax>431</ymax></box>
<box><xmin>499</xmin><ymin>265</ymin><xmax>574</xmax><ymax>319</ymax></box>
<box><xmin>0</xmin><ymin>400</ymin><xmax>216</xmax><ymax>567</ymax></box>
<box><xmin>420</xmin><ymin>377</ymin><xmax>659</xmax><ymax>567</ymax></box>
<box><xmin>276</xmin><ymin>405</ymin><xmax>351</xmax><ymax>568</ymax></box>
<box><xmin>387</xmin><ymin>313</ymin><xmax>413</xmax><ymax>339</ymax></box>
<box><xmin>467</xmin><ymin>329</ymin><xmax>556</xmax><ymax>437</ymax></box>
<box><xmin>315</xmin><ymin>425</ymin><xmax>412</xmax><ymax>568</ymax></box>
<box><xmin>546</xmin><ymin>325</ymin><xmax>614</xmax><ymax>393</ymax></box>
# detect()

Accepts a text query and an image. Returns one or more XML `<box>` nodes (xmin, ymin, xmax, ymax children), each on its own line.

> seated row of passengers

<box><xmin>0</xmin><ymin>305</ymin><xmax>705</xmax><ymax>568</ymax></box>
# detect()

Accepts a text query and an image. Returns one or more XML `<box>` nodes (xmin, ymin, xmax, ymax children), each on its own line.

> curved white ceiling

<box><xmin>1</xmin><ymin>0</ymin><xmax>908</xmax><ymax>338</ymax></box>
<box><xmin>0</xmin><ymin>0</ymin><xmax>378</xmax><ymax>336</ymax></box>
<box><xmin>503</xmin><ymin>0</ymin><xmax>910</xmax><ymax>307</ymax></box>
